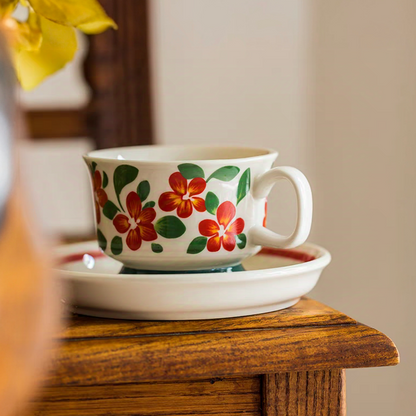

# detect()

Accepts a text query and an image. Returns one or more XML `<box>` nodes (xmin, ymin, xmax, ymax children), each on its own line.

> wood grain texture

<box><xmin>30</xmin><ymin>377</ymin><xmax>261</xmax><ymax>416</ymax></box>
<box><xmin>62</xmin><ymin>298</ymin><xmax>356</xmax><ymax>340</ymax></box>
<box><xmin>85</xmin><ymin>0</ymin><xmax>154</xmax><ymax>149</ymax></box>
<box><xmin>25</xmin><ymin>110</ymin><xmax>88</xmax><ymax>139</ymax></box>
<box><xmin>33</xmin><ymin>299</ymin><xmax>397</xmax><ymax>414</ymax></box>
<box><xmin>46</xmin><ymin>322</ymin><xmax>398</xmax><ymax>386</ymax></box>
<box><xmin>262</xmin><ymin>370</ymin><xmax>346</xmax><ymax>416</ymax></box>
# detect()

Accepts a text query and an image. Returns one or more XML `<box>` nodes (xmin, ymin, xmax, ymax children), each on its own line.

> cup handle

<box><xmin>250</xmin><ymin>166</ymin><xmax>313</xmax><ymax>249</ymax></box>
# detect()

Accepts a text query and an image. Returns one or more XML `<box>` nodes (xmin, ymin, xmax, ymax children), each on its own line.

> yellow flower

<box><xmin>0</xmin><ymin>0</ymin><xmax>117</xmax><ymax>90</ymax></box>
<box><xmin>0</xmin><ymin>0</ymin><xmax>18</xmax><ymax>18</ymax></box>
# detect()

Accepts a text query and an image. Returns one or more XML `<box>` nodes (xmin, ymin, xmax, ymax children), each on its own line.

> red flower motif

<box><xmin>93</xmin><ymin>170</ymin><xmax>108</xmax><ymax>224</ymax></box>
<box><xmin>263</xmin><ymin>200</ymin><xmax>268</xmax><ymax>227</ymax></box>
<box><xmin>199</xmin><ymin>201</ymin><xmax>244</xmax><ymax>252</ymax></box>
<box><xmin>159</xmin><ymin>172</ymin><xmax>206</xmax><ymax>218</ymax></box>
<box><xmin>113</xmin><ymin>192</ymin><xmax>157</xmax><ymax>251</ymax></box>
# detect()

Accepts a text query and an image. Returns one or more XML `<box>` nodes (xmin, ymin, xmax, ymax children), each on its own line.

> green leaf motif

<box><xmin>137</xmin><ymin>180</ymin><xmax>150</xmax><ymax>202</ymax></box>
<box><xmin>111</xmin><ymin>236</ymin><xmax>123</xmax><ymax>255</ymax></box>
<box><xmin>155</xmin><ymin>216</ymin><xmax>186</xmax><ymax>239</ymax></box>
<box><xmin>97</xmin><ymin>229</ymin><xmax>107</xmax><ymax>251</ymax></box>
<box><xmin>114</xmin><ymin>165</ymin><xmax>139</xmax><ymax>211</ymax></box>
<box><xmin>91</xmin><ymin>161</ymin><xmax>97</xmax><ymax>174</ymax></box>
<box><xmin>236</xmin><ymin>168</ymin><xmax>251</xmax><ymax>205</ymax></box>
<box><xmin>178</xmin><ymin>163</ymin><xmax>205</xmax><ymax>179</ymax></box>
<box><xmin>236</xmin><ymin>233</ymin><xmax>247</xmax><ymax>249</ymax></box>
<box><xmin>103</xmin><ymin>200</ymin><xmax>119</xmax><ymax>220</ymax></box>
<box><xmin>151</xmin><ymin>243</ymin><xmax>163</xmax><ymax>253</ymax></box>
<box><xmin>103</xmin><ymin>171</ymin><xmax>108</xmax><ymax>188</ymax></box>
<box><xmin>143</xmin><ymin>201</ymin><xmax>155</xmax><ymax>210</ymax></box>
<box><xmin>205</xmin><ymin>191</ymin><xmax>219</xmax><ymax>215</ymax></box>
<box><xmin>187</xmin><ymin>236</ymin><xmax>207</xmax><ymax>254</ymax></box>
<box><xmin>207</xmin><ymin>166</ymin><xmax>240</xmax><ymax>182</ymax></box>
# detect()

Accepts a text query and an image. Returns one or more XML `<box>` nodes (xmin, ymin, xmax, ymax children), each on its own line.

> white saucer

<box><xmin>56</xmin><ymin>241</ymin><xmax>331</xmax><ymax>320</ymax></box>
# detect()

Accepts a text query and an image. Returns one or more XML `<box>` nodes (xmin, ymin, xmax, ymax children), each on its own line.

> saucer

<box><xmin>56</xmin><ymin>241</ymin><xmax>331</xmax><ymax>320</ymax></box>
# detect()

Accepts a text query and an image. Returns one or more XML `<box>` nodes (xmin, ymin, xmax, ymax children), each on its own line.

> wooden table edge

<box><xmin>44</xmin><ymin>321</ymin><xmax>399</xmax><ymax>387</ymax></box>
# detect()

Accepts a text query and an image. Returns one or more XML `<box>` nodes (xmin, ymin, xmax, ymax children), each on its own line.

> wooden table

<box><xmin>30</xmin><ymin>298</ymin><xmax>399</xmax><ymax>415</ymax></box>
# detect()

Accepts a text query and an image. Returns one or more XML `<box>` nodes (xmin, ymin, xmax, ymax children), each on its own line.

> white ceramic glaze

<box><xmin>84</xmin><ymin>145</ymin><xmax>313</xmax><ymax>271</ymax></box>
<box><xmin>56</xmin><ymin>241</ymin><xmax>330</xmax><ymax>320</ymax></box>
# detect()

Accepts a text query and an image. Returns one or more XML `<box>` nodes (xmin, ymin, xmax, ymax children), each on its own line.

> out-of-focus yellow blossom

<box><xmin>0</xmin><ymin>0</ymin><xmax>116</xmax><ymax>90</ymax></box>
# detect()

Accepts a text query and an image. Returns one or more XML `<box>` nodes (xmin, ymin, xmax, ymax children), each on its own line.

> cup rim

<box><xmin>84</xmin><ymin>145</ymin><xmax>279</xmax><ymax>165</ymax></box>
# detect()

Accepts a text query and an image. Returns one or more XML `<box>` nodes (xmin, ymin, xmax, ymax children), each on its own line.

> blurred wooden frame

<box><xmin>25</xmin><ymin>0</ymin><xmax>154</xmax><ymax>148</ymax></box>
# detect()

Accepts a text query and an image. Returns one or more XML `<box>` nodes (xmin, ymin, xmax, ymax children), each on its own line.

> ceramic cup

<box><xmin>84</xmin><ymin>145</ymin><xmax>312</xmax><ymax>271</ymax></box>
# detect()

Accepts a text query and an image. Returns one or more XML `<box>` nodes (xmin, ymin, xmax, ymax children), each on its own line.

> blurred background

<box><xmin>18</xmin><ymin>1</ymin><xmax>415</xmax><ymax>414</ymax></box>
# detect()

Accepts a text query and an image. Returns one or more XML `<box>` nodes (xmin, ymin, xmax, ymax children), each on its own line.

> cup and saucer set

<box><xmin>56</xmin><ymin>145</ymin><xmax>331</xmax><ymax>320</ymax></box>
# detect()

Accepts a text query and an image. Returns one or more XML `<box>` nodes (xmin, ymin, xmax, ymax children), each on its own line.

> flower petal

<box><xmin>95</xmin><ymin>201</ymin><xmax>100</xmax><ymax>224</ymax></box>
<box><xmin>11</xmin><ymin>10</ymin><xmax>42</xmax><ymax>52</ymax></box>
<box><xmin>138</xmin><ymin>207</ymin><xmax>156</xmax><ymax>224</ymax></box>
<box><xmin>263</xmin><ymin>200</ymin><xmax>268</xmax><ymax>227</ymax></box>
<box><xmin>188</xmin><ymin>177</ymin><xmax>206</xmax><ymax>197</ymax></box>
<box><xmin>227</xmin><ymin>218</ymin><xmax>245</xmax><ymax>235</ymax></box>
<box><xmin>222</xmin><ymin>233</ymin><xmax>236</xmax><ymax>252</ymax></box>
<box><xmin>28</xmin><ymin>0</ymin><xmax>117</xmax><ymax>34</ymax></box>
<box><xmin>199</xmin><ymin>219</ymin><xmax>220</xmax><ymax>237</ymax></box>
<box><xmin>207</xmin><ymin>236</ymin><xmax>222</xmax><ymax>252</ymax></box>
<box><xmin>126</xmin><ymin>192</ymin><xmax>142</xmax><ymax>222</ymax></box>
<box><xmin>138</xmin><ymin>223</ymin><xmax>157</xmax><ymax>242</ymax></box>
<box><xmin>159</xmin><ymin>192</ymin><xmax>182</xmax><ymax>212</ymax></box>
<box><xmin>169</xmin><ymin>172</ymin><xmax>187</xmax><ymax>196</ymax></box>
<box><xmin>0</xmin><ymin>0</ymin><xmax>18</xmax><ymax>18</ymax></box>
<box><xmin>96</xmin><ymin>189</ymin><xmax>108</xmax><ymax>208</ymax></box>
<box><xmin>216</xmin><ymin>201</ymin><xmax>236</xmax><ymax>229</ymax></box>
<box><xmin>126</xmin><ymin>228</ymin><xmax>142</xmax><ymax>251</ymax></box>
<box><xmin>113</xmin><ymin>214</ymin><xmax>130</xmax><ymax>234</ymax></box>
<box><xmin>15</xmin><ymin>16</ymin><xmax>77</xmax><ymax>90</ymax></box>
<box><xmin>93</xmin><ymin>170</ymin><xmax>102</xmax><ymax>190</ymax></box>
<box><xmin>177</xmin><ymin>200</ymin><xmax>193</xmax><ymax>218</ymax></box>
<box><xmin>191</xmin><ymin>197</ymin><xmax>206</xmax><ymax>212</ymax></box>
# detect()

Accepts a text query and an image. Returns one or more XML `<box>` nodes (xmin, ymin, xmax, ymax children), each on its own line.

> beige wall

<box><xmin>312</xmin><ymin>1</ymin><xmax>415</xmax><ymax>414</ymax></box>
<box><xmin>21</xmin><ymin>1</ymin><xmax>412</xmax><ymax>413</ymax></box>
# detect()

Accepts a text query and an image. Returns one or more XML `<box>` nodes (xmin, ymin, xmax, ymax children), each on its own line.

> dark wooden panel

<box><xmin>25</xmin><ymin>110</ymin><xmax>88</xmax><ymax>139</ymax></box>
<box><xmin>30</xmin><ymin>377</ymin><xmax>261</xmax><ymax>416</ymax></box>
<box><xmin>25</xmin><ymin>0</ymin><xmax>154</xmax><ymax>148</ymax></box>
<box><xmin>262</xmin><ymin>370</ymin><xmax>346</xmax><ymax>416</ymax></box>
<box><xmin>62</xmin><ymin>298</ymin><xmax>356</xmax><ymax>340</ymax></box>
<box><xmin>85</xmin><ymin>0</ymin><xmax>154</xmax><ymax>149</ymax></box>
<box><xmin>46</xmin><ymin>323</ymin><xmax>398</xmax><ymax>386</ymax></box>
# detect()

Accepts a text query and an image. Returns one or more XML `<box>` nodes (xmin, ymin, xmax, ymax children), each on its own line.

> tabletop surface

<box><xmin>47</xmin><ymin>297</ymin><xmax>399</xmax><ymax>387</ymax></box>
<box><xmin>62</xmin><ymin>298</ymin><xmax>355</xmax><ymax>340</ymax></box>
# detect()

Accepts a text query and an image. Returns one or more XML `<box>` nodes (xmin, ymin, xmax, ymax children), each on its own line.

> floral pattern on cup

<box><xmin>113</xmin><ymin>192</ymin><xmax>157</xmax><ymax>251</ymax></box>
<box><xmin>89</xmin><ymin>161</ymin><xmax>252</xmax><ymax>256</ymax></box>
<box><xmin>263</xmin><ymin>199</ymin><xmax>268</xmax><ymax>227</ymax></box>
<box><xmin>198</xmin><ymin>201</ymin><xmax>245</xmax><ymax>252</ymax></box>
<box><xmin>91</xmin><ymin>168</ymin><xmax>108</xmax><ymax>224</ymax></box>
<box><xmin>158</xmin><ymin>172</ymin><xmax>206</xmax><ymax>218</ymax></box>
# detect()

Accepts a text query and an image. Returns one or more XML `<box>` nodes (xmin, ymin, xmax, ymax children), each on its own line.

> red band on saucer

<box><xmin>59</xmin><ymin>248</ymin><xmax>315</xmax><ymax>266</ymax></box>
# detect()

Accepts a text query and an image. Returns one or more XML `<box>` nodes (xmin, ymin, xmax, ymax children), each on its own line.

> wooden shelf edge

<box><xmin>357</xmin><ymin>321</ymin><xmax>400</xmax><ymax>365</ymax></box>
<box><xmin>45</xmin><ymin>322</ymin><xmax>399</xmax><ymax>387</ymax></box>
